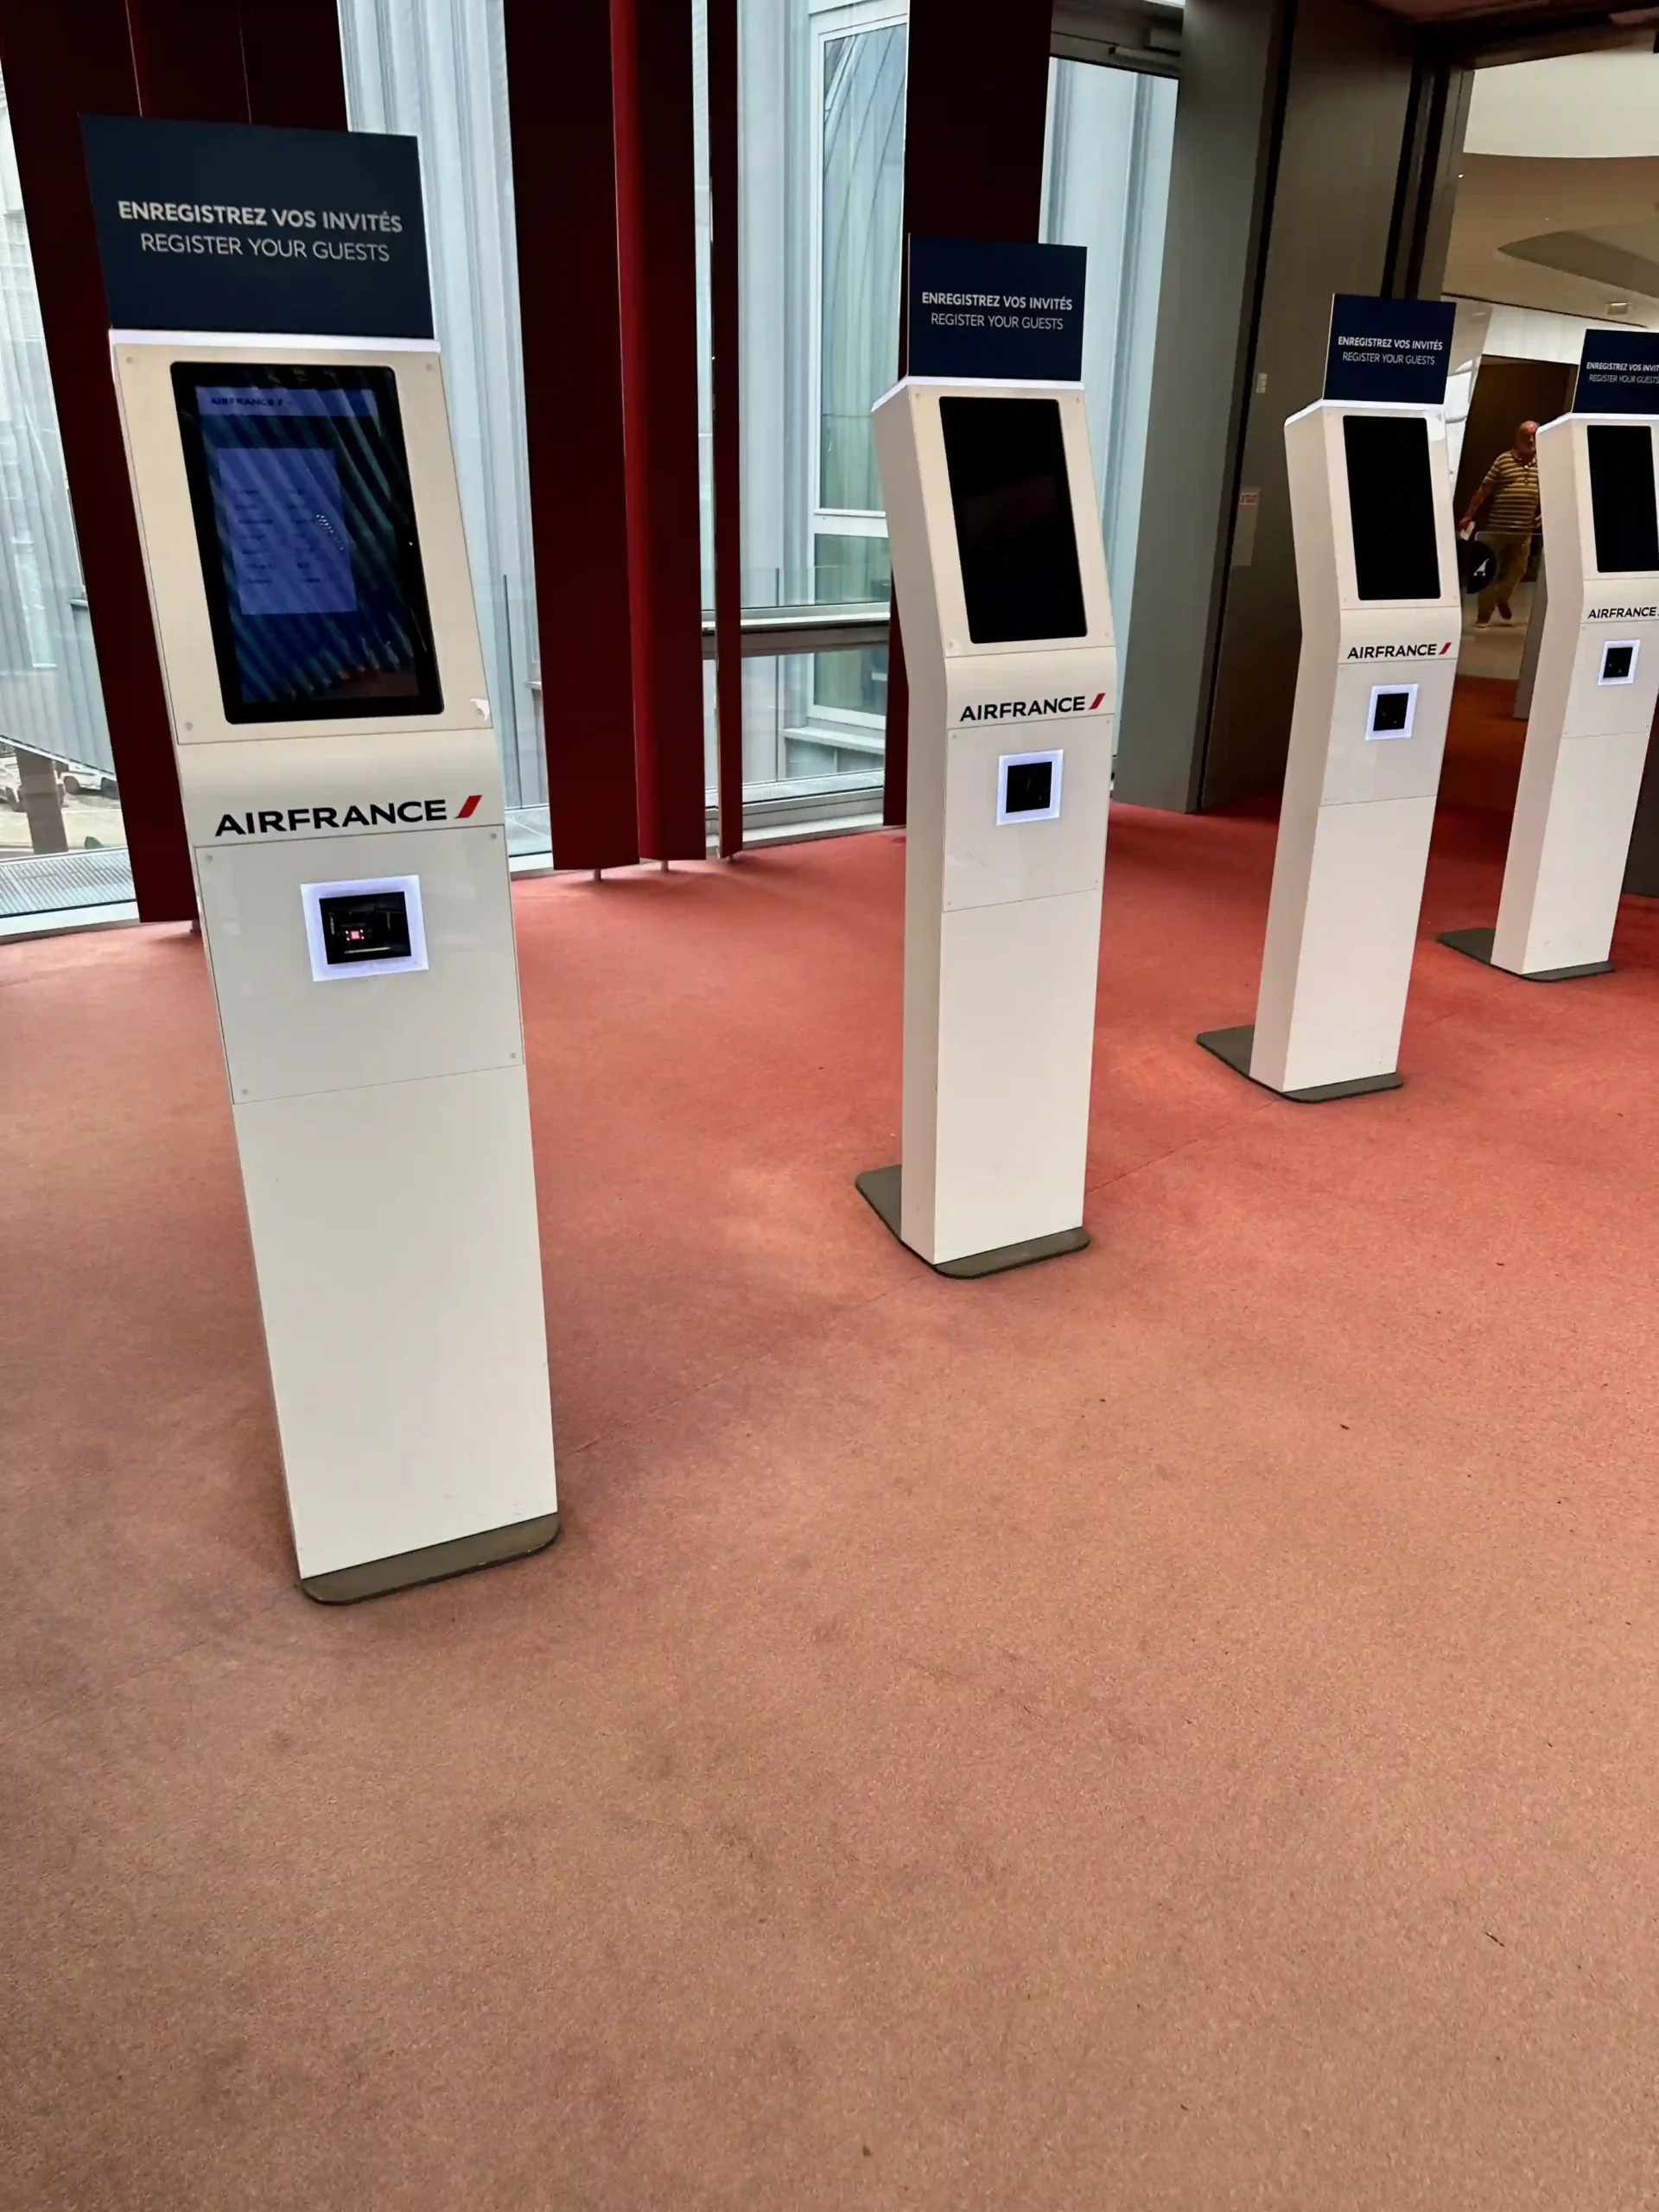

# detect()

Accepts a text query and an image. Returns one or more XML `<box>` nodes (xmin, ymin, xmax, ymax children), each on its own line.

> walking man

<box><xmin>1459</xmin><ymin>419</ymin><xmax>1540</xmax><ymax>626</ymax></box>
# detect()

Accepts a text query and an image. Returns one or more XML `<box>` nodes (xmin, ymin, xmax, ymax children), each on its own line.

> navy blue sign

<box><xmin>1323</xmin><ymin>295</ymin><xmax>1455</xmax><ymax>405</ymax></box>
<box><xmin>81</xmin><ymin>116</ymin><xmax>432</xmax><ymax>340</ymax></box>
<box><xmin>1576</xmin><ymin>329</ymin><xmax>1659</xmax><ymax>414</ymax></box>
<box><xmin>907</xmin><ymin>238</ymin><xmax>1086</xmax><ymax>381</ymax></box>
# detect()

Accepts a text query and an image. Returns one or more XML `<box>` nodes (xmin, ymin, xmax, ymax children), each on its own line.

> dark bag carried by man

<box><xmin>1457</xmin><ymin>534</ymin><xmax>1497</xmax><ymax>596</ymax></box>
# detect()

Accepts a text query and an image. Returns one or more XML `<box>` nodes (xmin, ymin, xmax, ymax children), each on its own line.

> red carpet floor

<box><xmin>1440</xmin><ymin>675</ymin><xmax>1527</xmax><ymax>813</ymax></box>
<box><xmin>4</xmin><ymin>801</ymin><xmax>1659</xmax><ymax>2209</ymax></box>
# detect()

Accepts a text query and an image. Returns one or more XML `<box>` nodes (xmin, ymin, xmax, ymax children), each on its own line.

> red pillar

<box><xmin>709</xmin><ymin>0</ymin><xmax>743</xmax><ymax>858</ymax></box>
<box><xmin>503</xmin><ymin>0</ymin><xmax>641</xmax><ymax>870</ymax></box>
<box><xmin>126</xmin><ymin>0</ymin><xmax>347</xmax><ymax>129</ymax></box>
<box><xmin>243</xmin><ymin>0</ymin><xmax>348</xmax><ymax>131</ymax></box>
<box><xmin>882</xmin><ymin>0</ymin><xmax>1055</xmax><ymax>826</ymax></box>
<box><xmin>613</xmin><ymin>0</ymin><xmax>709</xmax><ymax>862</ymax></box>
<box><xmin>125</xmin><ymin>0</ymin><xmax>250</xmax><ymax>119</ymax></box>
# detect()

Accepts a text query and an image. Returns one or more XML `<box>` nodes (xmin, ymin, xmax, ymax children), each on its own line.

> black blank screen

<box><xmin>1004</xmin><ymin>760</ymin><xmax>1054</xmax><ymax>814</ymax></box>
<box><xmin>1587</xmin><ymin>424</ymin><xmax>1659</xmax><ymax>574</ymax></box>
<box><xmin>939</xmin><ymin>397</ymin><xmax>1087</xmax><ymax>643</ymax></box>
<box><xmin>1343</xmin><ymin>415</ymin><xmax>1440</xmax><ymax>601</ymax></box>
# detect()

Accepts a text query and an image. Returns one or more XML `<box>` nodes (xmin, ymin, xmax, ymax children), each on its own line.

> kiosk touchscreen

<box><xmin>1440</xmin><ymin>411</ymin><xmax>1659</xmax><ymax>981</ymax></box>
<box><xmin>172</xmin><ymin>365</ymin><xmax>444</xmax><ymax>722</ymax></box>
<box><xmin>1199</xmin><ymin>397</ymin><xmax>1461</xmax><ymax>1098</ymax></box>
<box><xmin>113</xmin><ymin>339</ymin><xmax>557</xmax><ymax>1599</ymax></box>
<box><xmin>858</xmin><ymin>379</ymin><xmax>1115</xmax><ymax>1273</ymax></box>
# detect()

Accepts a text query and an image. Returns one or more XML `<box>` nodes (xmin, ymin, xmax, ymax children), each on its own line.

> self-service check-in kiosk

<box><xmin>1200</xmin><ymin>297</ymin><xmax>1460</xmax><ymax>1100</ymax></box>
<box><xmin>91</xmin><ymin>123</ymin><xmax>556</xmax><ymax>1601</ymax></box>
<box><xmin>859</xmin><ymin>378</ymin><xmax>1115</xmax><ymax>1272</ymax></box>
<box><xmin>115</xmin><ymin>344</ymin><xmax>557</xmax><ymax>1601</ymax></box>
<box><xmin>1440</xmin><ymin>337</ymin><xmax>1659</xmax><ymax>982</ymax></box>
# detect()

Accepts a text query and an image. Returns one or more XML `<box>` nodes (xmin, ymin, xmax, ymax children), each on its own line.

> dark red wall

<box><xmin>612</xmin><ymin>0</ymin><xmax>709</xmax><ymax>861</ymax></box>
<box><xmin>504</xmin><ymin>0</ymin><xmax>640</xmax><ymax>870</ymax></box>
<box><xmin>708</xmin><ymin>0</ymin><xmax>743</xmax><ymax>857</ymax></box>
<box><xmin>506</xmin><ymin>0</ymin><xmax>707</xmax><ymax>870</ymax></box>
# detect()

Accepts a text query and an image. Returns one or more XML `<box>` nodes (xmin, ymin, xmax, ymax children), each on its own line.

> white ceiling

<box><xmin>1466</xmin><ymin>48</ymin><xmax>1659</xmax><ymax>156</ymax></box>
<box><xmin>1445</xmin><ymin>49</ymin><xmax>1659</xmax><ymax>324</ymax></box>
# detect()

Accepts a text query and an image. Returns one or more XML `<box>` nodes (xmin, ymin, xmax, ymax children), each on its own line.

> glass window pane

<box><xmin>811</xmin><ymin>639</ymin><xmax>887</xmax><ymax>719</ymax></box>
<box><xmin>811</xmin><ymin>529</ymin><xmax>890</xmax><ymax>608</ymax></box>
<box><xmin>338</xmin><ymin>0</ymin><xmax>548</xmax><ymax>860</ymax></box>
<box><xmin>0</xmin><ymin>67</ymin><xmax>132</xmax><ymax>925</ymax></box>
<box><xmin>743</xmin><ymin>649</ymin><xmax>888</xmax><ymax>803</ymax></box>
<box><xmin>696</xmin><ymin>0</ymin><xmax>907</xmax><ymax>820</ymax></box>
<box><xmin>1039</xmin><ymin>58</ymin><xmax>1176</xmax><ymax>671</ymax></box>
<box><xmin>810</xmin><ymin>531</ymin><xmax>888</xmax><ymax>715</ymax></box>
<box><xmin>818</xmin><ymin>23</ymin><xmax>906</xmax><ymax>515</ymax></box>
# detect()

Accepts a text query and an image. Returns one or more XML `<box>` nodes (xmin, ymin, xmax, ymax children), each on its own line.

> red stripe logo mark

<box><xmin>456</xmin><ymin>793</ymin><xmax>482</xmax><ymax>819</ymax></box>
<box><xmin>1090</xmin><ymin>692</ymin><xmax>1106</xmax><ymax>709</ymax></box>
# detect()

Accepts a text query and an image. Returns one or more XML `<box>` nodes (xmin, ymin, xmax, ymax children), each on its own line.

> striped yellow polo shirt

<box><xmin>1472</xmin><ymin>448</ymin><xmax>1540</xmax><ymax>532</ymax></box>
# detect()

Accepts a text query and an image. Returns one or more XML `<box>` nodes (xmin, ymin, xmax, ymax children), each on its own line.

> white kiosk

<box><xmin>111</xmin><ymin>339</ymin><xmax>558</xmax><ymax>1600</ymax></box>
<box><xmin>1440</xmin><ymin>390</ymin><xmax>1659</xmax><ymax>982</ymax></box>
<box><xmin>859</xmin><ymin>377</ymin><xmax>1116</xmax><ymax>1273</ymax></box>
<box><xmin>1199</xmin><ymin>321</ymin><xmax>1461</xmax><ymax>1100</ymax></box>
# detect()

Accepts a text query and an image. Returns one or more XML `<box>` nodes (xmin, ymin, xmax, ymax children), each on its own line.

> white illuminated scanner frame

<box><xmin>1207</xmin><ymin>398</ymin><xmax>1461</xmax><ymax>1099</ymax></box>
<box><xmin>868</xmin><ymin>377</ymin><xmax>1115</xmax><ymax>1272</ymax></box>
<box><xmin>1481</xmin><ymin>413</ymin><xmax>1659</xmax><ymax>978</ymax></box>
<box><xmin>112</xmin><ymin>334</ymin><xmax>557</xmax><ymax>1601</ymax></box>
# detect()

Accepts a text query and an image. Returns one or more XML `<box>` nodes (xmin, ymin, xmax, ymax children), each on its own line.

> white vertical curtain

<box><xmin>1041</xmin><ymin>59</ymin><xmax>1177</xmax><ymax>669</ymax></box>
<box><xmin>817</xmin><ymin>23</ymin><xmax>906</xmax><ymax>518</ymax></box>
<box><xmin>709</xmin><ymin>0</ymin><xmax>911</xmax><ymax>792</ymax></box>
<box><xmin>337</xmin><ymin>0</ymin><xmax>543</xmax><ymax>823</ymax></box>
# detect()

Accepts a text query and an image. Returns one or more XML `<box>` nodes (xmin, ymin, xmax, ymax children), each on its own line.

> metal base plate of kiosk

<box><xmin>1196</xmin><ymin>1024</ymin><xmax>1404</xmax><ymax>1103</ymax></box>
<box><xmin>855</xmin><ymin>1166</ymin><xmax>1090</xmax><ymax>1279</ymax></box>
<box><xmin>1436</xmin><ymin>926</ymin><xmax>1614</xmax><ymax>982</ymax></box>
<box><xmin>301</xmin><ymin>1513</ymin><xmax>562</xmax><ymax>1605</ymax></box>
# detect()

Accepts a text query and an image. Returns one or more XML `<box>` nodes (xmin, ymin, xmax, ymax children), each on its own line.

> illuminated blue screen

<box><xmin>174</xmin><ymin>366</ymin><xmax>442</xmax><ymax>722</ymax></box>
<box><xmin>217</xmin><ymin>447</ymin><xmax>356</xmax><ymax>618</ymax></box>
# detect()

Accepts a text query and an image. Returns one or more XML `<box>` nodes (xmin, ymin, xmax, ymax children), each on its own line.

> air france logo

<box><xmin>1588</xmin><ymin>606</ymin><xmax>1658</xmax><ymax>620</ymax></box>
<box><xmin>1344</xmin><ymin>642</ymin><xmax>1453</xmax><ymax>660</ymax></box>
<box><xmin>958</xmin><ymin>692</ymin><xmax>1107</xmax><ymax>723</ymax></box>
<box><xmin>213</xmin><ymin>794</ymin><xmax>482</xmax><ymax>836</ymax></box>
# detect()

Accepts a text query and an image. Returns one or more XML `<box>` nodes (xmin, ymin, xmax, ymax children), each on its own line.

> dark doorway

<box><xmin>1451</xmin><ymin>354</ymin><xmax>1573</xmax><ymax>521</ymax></box>
<box><xmin>1439</xmin><ymin>353</ymin><xmax>1575</xmax><ymax>814</ymax></box>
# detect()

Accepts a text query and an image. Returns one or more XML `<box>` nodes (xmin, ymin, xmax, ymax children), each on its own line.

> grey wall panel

<box><xmin>1201</xmin><ymin>0</ymin><xmax>1419</xmax><ymax>808</ymax></box>
<box><xmin>1395</xmin><ymin>63</ymin><xmax>1471</xmax><ymax>304</ymax></box>
<box><xmin>1112</xmin><ymin>0</ymin><xmax>1287</xmax><ymax>812</ymax></box>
